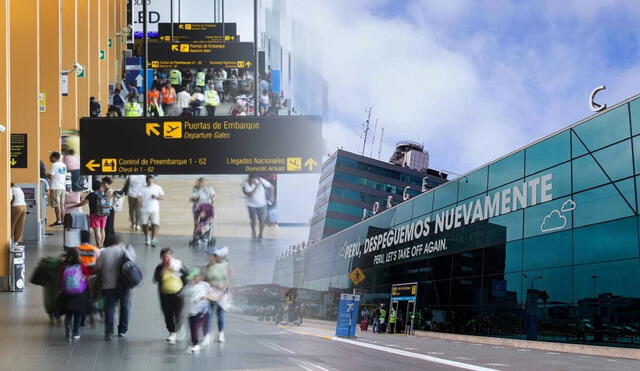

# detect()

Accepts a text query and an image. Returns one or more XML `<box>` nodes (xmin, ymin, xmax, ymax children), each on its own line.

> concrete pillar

<box><xmin>10</xmin><ymin>0</ymin><xmax>40</xmax><ymax>183</ymax></box>
<box><xmin>76</xmin><ymin>0</ymin><xmax>89</xmax><ymax>118</ymax></box>
<box><xmin>0</xmin><ymin>0</ymin><xmax>11</xmax><ymax>277</ymax></box>
<box><xmin>99</xmin><ymin>0</ymin><xmax>108</xmax><ymax>107</ymax></box>
<box><xmin>61</xmin><ymin>0</ymin><xmax>77</xmax><ymax>130</ymax></box>
<box><xmin>39</xmin><ymin>0</ymin><xmax>61</xmax><ymax>163</ymax></box>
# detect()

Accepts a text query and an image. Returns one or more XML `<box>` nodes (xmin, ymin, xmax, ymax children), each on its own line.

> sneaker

<box><xmin>117</xmin><ymin>332</ymin><xmax>127</xmax><ymax>338</ymax></box>
<box><xmin>186</xmin><ymin>345</ymin><xmax>200</xmax><ymax>353</ymax></box>
<box><xmin>166</xmin><ymin>333</ymin><xmax>176</xmax><ymax>344</ymax></box>
<box><xmin>151</xmin><ymin>239</ymin><xmax>159</xmax><ymax>247</ymax></box>
<box><xmin>201</xmin><ymin>335</ymin><xmax>210</xmax><ymax>346</ymax></box>
<box><xmin>135</xmin><ymin>225</ymin><xmax>141</xmax><ymax>231</ymax></box>
<box><xmin>218</xmin><ymin>332</ymin><xmax>225</xmax><ymax>343</ymax></box>
<box><xmin>50</xmin><ymin>221</ymin><xmax>63</xmax><ymax>227</ymax></box>
<box><xmin>144</xmin><ymin>238</ymin><xmax>150</xmax><ymax>246</ymax></box>
<box><xmin>72</xmin><ymin>334</ymin><xmax>80</xmax><ymax>340</ymax></box>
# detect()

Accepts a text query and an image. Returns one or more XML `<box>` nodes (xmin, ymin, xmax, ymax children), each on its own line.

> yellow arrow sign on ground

<box><xmin>146</xmin><ymin>123</ymin><xmax>160</xmax><ymax>136</ymax></box>
<box><xmin>85</xmin><ymin>159</ymin><xmax>100</xmax><ymax>172</ymax></box>
<box><xmin>10</xmin><ymin>158</ymin><xmax>16</xmax><ymax>166</ymax></box>
<box><xmin>304</xmin><ymin>158</ymin><xmax>318</xmax><ymax>171</ymax></box>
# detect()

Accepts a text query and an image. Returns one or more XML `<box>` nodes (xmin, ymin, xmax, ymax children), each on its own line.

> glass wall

<box><xmin>291</xmin><ymin>97</ymin><xmax>640</xmax><ymax>348</ymax></box>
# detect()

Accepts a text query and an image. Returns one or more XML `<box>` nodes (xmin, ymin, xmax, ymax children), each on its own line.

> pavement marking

<box><xmin>484</xmin><ymin>363</ymin><xmax>510</xmax><ymax>368</ymax></box>
<box><xmin>331</xmin><ymin>337</ymin><xmax>500</xmax><ymax>371</ymax></box>
<box><xmin>428</xmin><ymin>352</ymin><xmax>445</xmax><ymax>355</ymax></box>
<box><xmin>385</xmin><ymin>344</ymin><xmax>400</xmax><ymax>347</ymax></box>
<box><xmin>234</xmin><ymin>328</ymin><xmax>251</xmax><ymax>336</ymax></box>
<box><xmin>406</xmin><ymin>347</ymin><xmax>420</xmax><ymax>351</ymax></box>
<box><xmin>492</xmin><ymin>346</ymin><xmax>506</xmax><ymax>349</ymax></box>
<box><xmin>289</xmin><ymin>358</ymin><xmax>332</xmax><ymax>371</ymax></box>
<box><xmin>545</xmin><ymin>352</ymin><xmax>560</xmax><ymax>355</ymax></box>
<box><xmin>516</xmin><ymin>349</ymin><xmax>531</xmax><ymax>352</ymax></box>
<box><xmin>471</xmin><ymin>344</ymin><xmax>483</xmax><ymax>346</ymax></box>
<box><xmin>455</xmin><ymin>357</ymin><xmax>475</xmax><ymax>361</ymax></box>
<box><xmin>258</xmin><ymin>340</ymin><xmax>296</xmax><ymax>354</ymax></box>
<box><xmin>606</xmin><ymin>359</ymin><xmax>618</xmax><ymax>362</ymax></box>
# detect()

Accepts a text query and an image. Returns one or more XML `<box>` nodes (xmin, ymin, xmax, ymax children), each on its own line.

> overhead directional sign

<box><xmin>148</xmin><ymin>42</ymin><xmax>253</xmax><ymax>69</ymax></box>
<box><xmin>79</xmin><ymin>116</ymin><xmax>323</xmax><ymax>175</ymax></box>
<box><xmin>156</xmin><ymin>22</ymin><xmax>238</xmax><ymax>43</ymax></box>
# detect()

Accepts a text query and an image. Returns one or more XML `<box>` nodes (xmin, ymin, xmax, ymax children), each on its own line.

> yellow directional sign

<box><xmin>286</xmin><ymin>157</ymin><xmax>302</xmax><ymax>171</ymax></box>
<box><xmin>304</xmin><ymin>158</ymin><xmax>317</xmax><ymax>171</ymax></box>
<box><xmin>101</xmin><ymin>159</ymin><xmax>117</xmax><ymax>172</ymax></box>
<box><xmin>348</xmin><ymin>267</ymin><xmax>366</xmax><ymax>286</ymax></box>
<box><xmin>10</xmin><ymin>158</ymin><xmax>16</xmax><ymax>166</ymax></box>
<box><xmin>151</xmin><ymin>61</ymin><xmax>159</xmax><ymax>68</ymax></box>
<box><xmin>163</xmin><ymin>121</ymin><xmax>182</xmax><ymax>139</ymax></box>
<box><xmin>185</xmin><ymin>24</ymin><xmax>192</xmax><ymax>30</ymax></box>
<box><xmin>180</xmin><ymin>44</ymin><xmax>190</xmax><ymax>52</ymax></box>
<box><xmin>85</xmin><ymin>159</ymin><xmax>100</xmax><ymax>172</ymax></box>
<box><xmin>171</xmin><ymin>44</ymin><xmax>179</xmax><ymax>52</ymax></box>
<box><xmin>146</xmin><ymin>123</ymin><xmax>161</xmax><ymax>136</ymax></box>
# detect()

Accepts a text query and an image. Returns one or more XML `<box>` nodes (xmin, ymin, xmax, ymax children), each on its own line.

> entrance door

<box><xmin>405</xmin><ymin>301</ymin><xmax>416</xmax><ymax>335</ymax></box>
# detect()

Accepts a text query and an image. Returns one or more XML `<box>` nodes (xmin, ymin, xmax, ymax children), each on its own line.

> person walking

<box><xmin>389</xmin><ymin>307</ymin><xmax>397</xmax><ymax>334</ymax></box>
<box><xmin>94</xmin><ymin>234</ymin><xmax>136</xmax><ymax>341</ymax></box>
<box><xmin>71</xmin><ymin>178</ymin><xmax>113</xmax><ymax>248</ymax></box>
<box><xmin>372</xmin><ymin>306</ymin><xmax>380</xmax><ymax>333</ymax></box>
<box><xmin>204</xmin><ymin>246</ymin><xmax>233</xmax><ymax>343</ymax></box>
<box><xmin>259</xmin><ymin>89</ymin><xmax>270</xmax><ymax>115</ymax></box>
<box><xmin>190</xmin><ymin>178</ymin><xmax>215</xmax><ymax>236</ymax></box>
<box><xmin>183</xmin><ymin>268</ymin><xmax>214</xmax><ymax>353</ymax></box>
<box><xmin>63</xmin><ymin>149</ymin><xmax>81</xmax><ymax>191</ymax></box>
<box><xmin>77</xmin><ymin>230</ymin><xmax>101</xmax><ymax>270</ymax></box>
<box><xmin>124</xmin><ymin>174</ymin><xmax>146</xmax><ymax>231</ymax></box>
<box><xmin>139</xmin><ymin>175</ymin><xmax>165</xmax><ymax>247</ymax></box>
<box><xmin>10</xmin><ymin>183</ymin><xmax>26</xmax><ymax>246</ymax></box>
<box><xmin>161</xmin><ymin>82</ymin><xmax>176</xmax><ymax>113</ymax></box>
<box><xmin>176</xmin><ymin>85</ymin><xmax>191</xmax><ymax>112</ymax></box>
<box><xmin>59</xmin><ymin>248</ymin><xmax>91</xmax><ymax>341</ymax></box>
<box><xmin>124</xmin><ymin>95</ymin><xmax>143</xmax><ymax>117</ymax></box>
<box><xmin>153</xmin><ymin>248</ymin><xmax>188</xmax><ymax>344</ymax></box>
<box><xmin>205</xmin><ymin>85</ymin><xmax>220</xmax><ymax>116</ymax></box>
<box><xmin>242</xmin><ymin>174</ymin><xmax>273</xmax><ymax>240</ymax></box>
<box><xmin>47</xmin><ymin>151</ymin><xmax>68</xmax><ymax>227</ymax></box>
<box><xmin>169</xmin><ymin>68</ymin><xmax>182</xmax><ymax>87</ymax></box>
<box><xmin>378</xmin><ymin>304</ymin><xmax>387</xmax><ymax>334</ymax></box>
<box><xmin>190</xmin><ymin>87</ymin><xmax>205</xmax><ymax>116</ymax></box>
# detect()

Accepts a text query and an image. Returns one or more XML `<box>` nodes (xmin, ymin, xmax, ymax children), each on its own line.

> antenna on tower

<box><xmin>361</xmin><ymin>107</ymin><xmax>372</xmax><ymax>155</ymax></box>
<box><xmin>369</xmin><ymin>118</ymin><xmax>378</xmax><ymax>157</ymax></box>
<box><xmin>378</xmin><ymin>127</ymin><xmax>384</xmax><ymax>160</ymax></box>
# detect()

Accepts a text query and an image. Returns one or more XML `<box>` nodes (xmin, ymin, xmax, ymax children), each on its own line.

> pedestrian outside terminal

<box><xmin>273</xmin><ymin>94</ymin><xmax>640</xmax><ymax>348</ymax></box>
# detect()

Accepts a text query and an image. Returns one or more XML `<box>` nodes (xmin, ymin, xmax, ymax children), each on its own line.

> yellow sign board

<box><xmin>101</xmin><ymin>158</ymin><xmax>117</xmax><ymax>172</ymax></box>
<box><xmin>348</xmin><ymin>267</ymin><xmax>366</xmax><ymax>286</ymax></box>
<box><xmin>163</xmin><ymin>121</ymin><xmax>182</xmax><ymax>139</ymax></box>
<box><xmin>286</xmin><ymin>157</ymin><xmax>302</xmax><ymax>171</ymax></box>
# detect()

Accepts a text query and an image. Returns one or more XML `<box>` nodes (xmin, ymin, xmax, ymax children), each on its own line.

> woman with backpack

<box><xmin>71</xmin><ymin>177</ymin><xmax>113</xmax><ymax>248</ymax></box>
<box><xmin>59</xmin><ymin>248</ymin><xmax>91</xmax><ymax>341</ymax></box>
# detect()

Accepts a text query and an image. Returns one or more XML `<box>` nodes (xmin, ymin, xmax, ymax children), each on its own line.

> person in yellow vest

<box><xmin>205</xmin><ymin>85</ymin><xmax>220</xmax><ymax>116</ymax></box>
<box><xmin>124</xmin><ymin>95</ymin><xmax>142</xmax><ymax>117</ymax></box>
<box><xmin>196</xmin><ymin>70</ymin><xmax>206</xmax><ymax>89</ymax></box>
<box><xmin>378</xmin><ymin>305</ymin><xmax>387</xmax><ymax>333</ymax></box>
<box><xmin>169</xmin><ymin>69</ymin><xmax>182</xmax><ymax>86</ymax></box>
<box><xmin>389</xmin><ymin>307</ymin><xmax>397</xmax><ymax>334</ymax></box>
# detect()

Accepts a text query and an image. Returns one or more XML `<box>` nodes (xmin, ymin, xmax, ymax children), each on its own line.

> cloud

<box><xmin>541</xmin><ymin>209</ymin><xmax>568</xmax><ymax>233</ymax></box>
<box><xmin>290</xmin><ymin>1</ymin><xmax>640</xmax><ymax>174</ymax></box>
<box><xmin>561</xmin><ymin>199</ymin><xmax>577</xmax><ymax>212</ymax></box>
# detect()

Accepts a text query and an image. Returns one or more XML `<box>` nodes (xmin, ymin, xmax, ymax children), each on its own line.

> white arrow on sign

<box><xmin>135</xmin><ymin>73</ymin><xmax>143</xmax><ymax>88</ymax></box>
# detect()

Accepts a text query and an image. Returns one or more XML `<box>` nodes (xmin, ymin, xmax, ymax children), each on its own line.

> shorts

<box><xmin>48</xmin><ymin>189</ymin><xmax>65</xmax><ymax>208</ymax></box>
<box><xmin>89</xmin><ymin>214</ymin><xmax>108</xmax><ymax>229</ymax></box>
<box><xmin>247</xmin><ymin>206</ymin><xmax>267</xmax><ymax>221</ymax></box>
<box><xmin>141</xmin><ymin>211</ymin><xmax>160</xmax><ymax>225</ymax></box>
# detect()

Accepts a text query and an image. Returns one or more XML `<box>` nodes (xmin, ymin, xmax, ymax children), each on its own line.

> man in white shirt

<box><xmin>47</xmin><ymin>151</ymin><xmax>68</xmax><ymax>226</ymax></box>
<box><xmin>139</xmin><ymin>175</ymin><xmax>165</xmax><ymax>246</ymax></box>
<box><xmin>176</xmin><ymin>85</ymin><xmax>191</xmax><ymax>110</ymax></box>
<box><xmin>242</xmin><ymin>174</ymin><xmax>273</xmax><ymax>240</ymax></box>
<box><xmin>125</xmin><ymin>174</ymin><xmax>147</xmax><ymax>230</ymax></box>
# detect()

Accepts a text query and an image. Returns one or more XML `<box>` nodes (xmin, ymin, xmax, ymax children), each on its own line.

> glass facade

<box><xmin>278</xmin><ymin>96</ymin><xmax>640</xmax><ymax>348</ymax></box>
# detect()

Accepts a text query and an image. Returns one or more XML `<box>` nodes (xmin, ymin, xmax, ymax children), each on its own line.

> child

<box><xmin>183</xmin><ymin>268</ymin><xmax>213</xmax><ymax>353</ymax></box>
<box><xmin>59</xmin><ymin>248</ymin><xmax>91</xmax><ymax>341</ymax></box>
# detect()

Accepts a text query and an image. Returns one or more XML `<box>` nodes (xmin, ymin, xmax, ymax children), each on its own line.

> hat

<box><xmin>207</xmin><ymin>246</ymin><xmax>229</xmax><ymax>258</ymax></box>
<box><xmin>186</xmin><ymin>268</ymin><xmax>201</xmax><ymax>280</ymax></box>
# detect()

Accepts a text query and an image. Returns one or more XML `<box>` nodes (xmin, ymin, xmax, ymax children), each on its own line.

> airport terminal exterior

<box><xmin>273</xmin><ymin>94</ymin><xmax>640</xmax><ymax>348</ymax></box>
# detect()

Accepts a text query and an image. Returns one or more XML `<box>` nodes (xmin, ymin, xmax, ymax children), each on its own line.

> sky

<box><xmin>288</xmin><ymin>0</ymin><xmax>640</xmax><ymax>175</ymax></box>
<box><xmin>135</xmin><ymin>0</ymin><xmax>640</xmax><ymax>176</ymax></box>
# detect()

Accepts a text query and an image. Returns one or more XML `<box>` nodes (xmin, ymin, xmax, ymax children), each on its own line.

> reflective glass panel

<box><xmin>592</xmin><ymin>139</ymin><xmax>633</xmax><ymax>181</ymax></box>
<box><xmin>488</xmin><ymin>151</ymin><xmax>525</xmax><ymax>189</ymax></box>
<box><xmin>573</xmin><ymin>184</ymin><xmax>634</xmax><ymax>228</ymax></box>
<box><xmin>573</xmin><ymin>259</ymin><xmax>640</xmax><ymax>301</ymax></box>
<box><xmin>524</xmin><ymin>197</ymin><xmax>573</xmax><ymax>238</ymax></box>
<box><xmin>522</xmin><ymin>230</ymin><xmax>572</xmax><ymax>270</ymax></box>
<box><xmin>433</xmin><ymin>181</ymin><xmax>459</xmax><ymax>210</ymax></box>
<box><xmin>573</xmin><ymin>216</ymin><xmax>639</xmax><ymax>265</ymax></box>
<box><xmin>526</xmin><ymin>131</ymin><xmax>570</xmax><ymax>175</ymax></box>
<box><xmin>572</xmin><ymin>105</ymin><xmax>630</xmax><ymax>152</ymax></box>
<box><xmin>458</xmin><ymin>167</ymin><xmax>488</xmax><ymax>201</ymax></box>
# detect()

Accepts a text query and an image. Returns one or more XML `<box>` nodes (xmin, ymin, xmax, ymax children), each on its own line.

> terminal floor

<box><xmin>2</xmin><ymin>233</ymin><xmax>640</xmax><ymax>370</ymax></box>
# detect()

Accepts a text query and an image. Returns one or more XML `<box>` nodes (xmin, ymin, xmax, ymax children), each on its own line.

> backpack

<box><xmin>62</xmin><ymin>264</ymin><xmax>87</xmax><ymax>295</ymax></box>
<box><xmin>120</xmin><ymin>251</ymin><xmax>143</xmax><ymax>288</ymax></box>
<box><xmin>95</xmin><ymin>192</ymin><xmax>112</xmax><ymax>216</ymax></box>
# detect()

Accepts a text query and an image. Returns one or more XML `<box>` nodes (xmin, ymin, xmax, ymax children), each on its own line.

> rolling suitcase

<box><xmin>360</xmin><ymin>320</ymin><xmax>368</xmax><ymax>331</ymax></box>
<box><xmin>64</xmin><ymin>213</ymin><xmax>89</xmax><ymax>249</ymax></box>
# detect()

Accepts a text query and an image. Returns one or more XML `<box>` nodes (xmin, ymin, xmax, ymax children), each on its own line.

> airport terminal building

<box><xmin>273</xmin><ymin>95</ymin><xmax>640</xmax><ymax>347</ymax></box>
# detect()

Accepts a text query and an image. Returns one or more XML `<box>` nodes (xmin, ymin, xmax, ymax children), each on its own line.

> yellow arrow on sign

<box><xmin>245</xmin><ymin>61</ymin><xmax>253</xmax><ymax>68</ymax></box>
<box><xmin>10</xmin><ymin>158</ymin><xmax>16</xmax><ymax>166</ymax></box>
<box><xmin>171</xmin><ymin>44</ymin><xmax>179</xmax><ymax>52</ymax></box>
<box><xmin>85</xmin><ymin>159</ymin><xmax>100</xmax><ymax>172</ymax></box>
<box><xmin>304</xmin><ymin>158</ymin><xmax>318</xmax><ymax>171</ymax></box>
<box><xmin>146</xmin><ymin>123</ymin><xmax>161</xmax><ymax>136</ymax></box>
